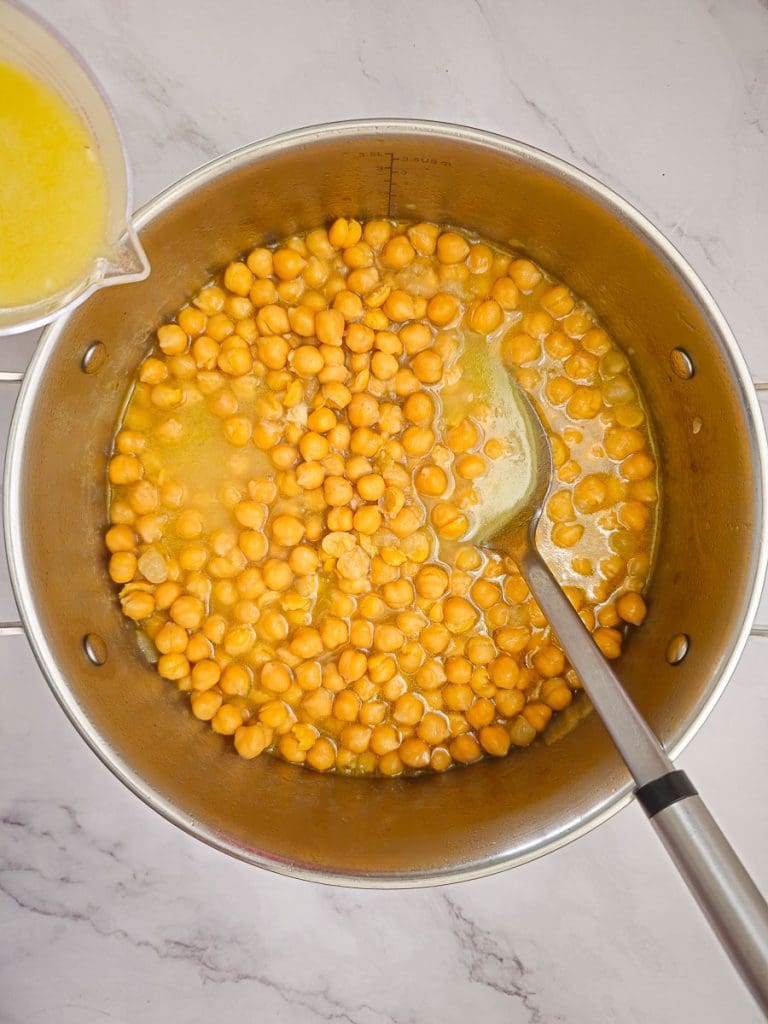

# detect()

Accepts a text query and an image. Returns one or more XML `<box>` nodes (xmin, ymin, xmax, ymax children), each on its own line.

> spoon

<box><xmin>467</xmin><ymin>354</ymin><xmax>768</xmax><ymax>1015</ymax></box>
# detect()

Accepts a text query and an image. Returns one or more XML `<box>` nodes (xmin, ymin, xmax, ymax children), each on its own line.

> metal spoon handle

<box><xmin>521</xmin><ymin>547</ymin><xmax>768</xmax><ymax>1015</ymax></box>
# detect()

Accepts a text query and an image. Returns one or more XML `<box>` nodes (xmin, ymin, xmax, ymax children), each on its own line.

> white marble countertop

<box><xmin>2</xmin><ymin>1</ymin><xmax>768</xmax><ymax>1021</ymax></box>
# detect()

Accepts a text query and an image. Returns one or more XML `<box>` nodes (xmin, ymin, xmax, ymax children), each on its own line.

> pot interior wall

<box><xmin>11</xmin><ymin>127</ymin><xmax>762</xmax><ymax>880</ymax></box>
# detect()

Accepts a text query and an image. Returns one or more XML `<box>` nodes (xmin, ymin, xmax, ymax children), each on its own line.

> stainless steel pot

<box><xmin>3</xmin><ymin>120</ymin><xmax>767</xmax><ymax>886</ymax></box>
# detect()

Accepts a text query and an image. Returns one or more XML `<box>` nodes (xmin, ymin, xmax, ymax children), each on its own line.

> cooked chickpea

<box><xmin>617</xmin><ymin>591</ymin><xmax>647</xmax><ymax>625</ymax></box>
<box><xmin>109</xmin><ymin>551</ymin><xmax>136</xmax><ymax>583</ymax></box>
<box><xmin>271</xmin><ymin>515</ymin><xmax>305</xmax><ymax>546</ymax></box>
<box><xmin>235</xmin><ymin>722</ymin><xmax>273</xmax><ymax>759</ymax></box>
<box><xmin>451</xmin><ymin>734</ymin><xmax>482</xmax><ymax>764</ymax></box>
<box><xmin>411</xmin><ymin>349</ymin><xmax>443</xmax><ymax>384</ymax></box>
<box><xmin>427</xmin><ymin>292</ymin><xmax>459</xmax><ymax>326</ymax></box>
<box><xmin>508</xmin><ymin>258</ymin><xmax>542</xmax><ymax>291</ymax></box>
<box><xmin>446</xmin><ymin>418</ymin><xmax>479</xmax><ymax>453</ymax></box>
<box><xmin>382</xmin><ymin>235</ymin><xmax>416</xmax><ymax>269</ymax></box>
<box><xmin>436</xmin><ymin>231</ymin><xmax>470</xmax><ymax>264</ymax></box>
<box><xmin>414</xmin><ymin>464</ymin><xmax>447</xmax><ymax>496</ymax></box>
<box><xmin>191</xmin><ymin>689</ymin><xmax>222</xmax><ymax>721</ymax></box>
<box><xmin>468</xmin><ymin>299</ymin><xmax>503</xmax><ymax>334</ymax></box>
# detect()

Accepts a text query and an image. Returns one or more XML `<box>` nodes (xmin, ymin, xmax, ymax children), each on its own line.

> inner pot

<box><xmin>5</xmin><ymin>120</ymin><xmax>766</xmax><ymax>886</ymax></box>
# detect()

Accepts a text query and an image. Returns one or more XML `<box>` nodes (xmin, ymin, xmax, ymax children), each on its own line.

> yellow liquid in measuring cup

<box><xmin>0</xmin><ymin>60</ymin><xmax>108</xmax><ymax>308</ymax></box>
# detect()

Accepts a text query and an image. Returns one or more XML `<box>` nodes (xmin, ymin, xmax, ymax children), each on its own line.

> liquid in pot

<box><xmin>105</xmin><ymin>218</ymin><xmax>659</xmax><ymax>775</ymax></box>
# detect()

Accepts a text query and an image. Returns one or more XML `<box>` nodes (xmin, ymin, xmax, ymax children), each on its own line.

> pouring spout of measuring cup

<box><xmin>99</xmin><ymin>226</ymin><xmax>151</xmax><ymax>286</ymax></box>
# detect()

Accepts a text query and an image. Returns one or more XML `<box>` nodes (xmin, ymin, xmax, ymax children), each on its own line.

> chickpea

<box><xmin>399</xmin><ymin>737</ymin><xmax>430</xmax><ymax>768</ymax></box>
<box><xmin>121</xmin><ymin>590</ymin><xmax>155</xmax><ymax>620</ymax></box>
<box><xmin>414</xmin><ymin>565</ymin><xmax>448</xmax><ymax>600</ymax></box>
<box><xmin>304</xmin><ymin>737</ymin><xmax>335</xmax><ymax>771</ymax></box>
<box><xmin>178</xmin><ymin>306</ymin><xmax>207</xmax><ymax>337</ymax></box>
<box><xmin>435</xmin><ymin>231</ymin><xmax>469</xmax><ymax>264</ymax></box>
<box><xmin>403</xmin><ymin>392</ymin><xmax>435</xmax><ymax>425</ymax></box>
<box><xmin>109</xmin><ymin>454</ymin><xmax>143</xmax><ymax>485</ymax></box>
<box><xmin>157</xmin><ymin>323</ymin><xmax>188</xmax><ymax>355</ymax></box>
<box><xmin>332</xmin><ymin>689</ymin><xmax>360</xmax><ymax>723</ymax></box>
<box><xmin>278</xmin><ymin>734</ymin><xmax>307</xmax><ymax>764</ymax></box>
<box><xmin>347</xmin><ymin>392</ymin><xmax>379</xmax><ymax>427</ymax></box>
<box><xmin>349</xmin><ymin>427</ymin><xmax>382</xmax><ymax>458</ymax></box>
<box><xmin>271</xmin><ymin>247</ymin><xmax>305</xmax><ymax>281</ymax></box>
<box><xmin>333</xmin><ymin>289</ymin><xmax>364</xmax><ymax>321</ymax></box>
<box><xmin>370</xmin><ymin>622</ymin><xmax>403</xmax><ymax>653</ymax></box>
<box><xmin>411</xmin><ymin>349</ymin><xmax>443</xmax><ymax>384</ymax></box>
<box><xmin>235</xmin><ymin>723</ymin><xmax>273</xmax><ymax>759</ymax></box>
<box><xmin>493</xmin><ymin>688</ymin><xmax>525</xmax><ymax>718</ymax></box>
<box><xmin>427</xmin><ymin>292</ymin><xmax>459</xmax><ymax>326</ymax></box>
<box><xmin>442</xmin><ymin>596</ymin><xmax>478</xmax><ymax>632</ymax></box>
<box><xmin>357</xmin><ymin>219</ymin><xmax>389</xmax><ymax>249</ymax></box>
<box><xmin>414</xmin><ymin>464</ymin><xmax>447</xmax><ymax>496</ymax></box>
<box><xmin>593</xmin><ymin>627</ymin><xmax>623</xmax><ymax>659</ymax></box>
<box><xmin>393</xmin><ymin>692</ymin><xmax>425</xmax><ymax>726</ymax></box>
<box><xmin>468</xmin><ymin>299</ymin><xmax>503</xmax><ymax>334</ymax></box>
<box><xmin>191</xmin><ymin>689</ymin><xmax>222</xmax><ymax>721</ymax></box>
<box><xmin>604</xmin><ymin>427</ymin><xmax>645</xmax><ymax>460</ymax></box>
<box><xmin>189</xmin><ymin>659</ymin><xmax>220</xmax><ymax>691</ymax></box>
<box><xmin>259</xmin><ymin>661</ymin><xmax>292</xmax><ymax>694</ymax></box>
<box><xmin>108</xmin><ymin>551</ymin><xmax>136</xmax><ymax>584</ymax></box>
<box><xmin>339</xmin><ymin>723</ymin><xmax>372</xmax><ymax>754</ymax></box>
<box><xmin>455</xmin><ymin>454</ymin><xmax>486</xmax><ymax>480</ymax></box>
<box><xmin>446</xmin><ymin>418</ymin><xmax>479</xmax><ymax>453</ymax></box>
<box><xmin>508</xmin><ymin>258</ymin><xmax>542</xmax><ymax>291</ymax></box>
<box><xmin>382</xmin><ymin>235</ymin><xmax>416</xmax><ymax>268</ymax></box>
<box><xmin>551</xmin><ymin>522</ymin><xmax>584</xmax><ymax>549</ymax></box>
<box><xmin>328</xmin><ymin>217</ymin><xmax>362</xmax><ymax>249</ymax></box>
<box><xmin>402</xmin><ymin>426</ymin><xmax>435</xmax><ymax>457</ymax></box>
<box><xmin>451</xmin><ymin>734</ymin><xmax>482</xmax><ymax>764</ymax></box>
<box><xmin>167</xmin><ymin>595</ymin><xmax>203</xmax><ymax>631</ymax></box>
<box><xmin>491</xmin><ymin>276</ymin><xmax>519</xmax><ymax>310</ymax></box>
<box><xmin>431</xmin><ymin>503</ymin><xmax>468</xmax><ymax>541</ymax></box>
<box><xmin>477</xmin><ymin>724</ymin><xmax>510</xmax><ymax>757</ymax></box>
<box><xmin>351</xmin><ymin>505</ymin><xmax>381</xmax><ymax>535</ymax></box>
<box><xmin>354</xmin><ymin>473</ymin><xmax>384</xmax><ymax>502</ymax></box>
<box><xmin>523</xmin><ymin>702</ymin><xmax>552</xmax><ymax>733</ymax></box>
<box><xmin>271</xmin><ymin>515</ymin><xmax>305</xmax><ymax>546</ymax></box>
<box><xmin>619</xmin><ymin>501</ymin><xmax>650</xmax><ymax>533</ymax></box>
<box><xmin>383</xmin><ymin>289</ymin><xmax>415</xmax><ymax>322</ymax></box>
<box><xmin>291</xmin><ymin>345</ymin><xmax>324</xmax><ymax>377</ymax></box>
<box><xmin>466</xmin><ymin>636</ymin><xmax>496</xmax><ymax>666</ymax></box>
<box><xmin>617</xmin><ymin>591</ymin><xmax>647</xmax><ymax>625</ymax></box>
<box><xmin>501</xmin><ymin>332</ymin><xmax>540</xmax><ymax>368</ymax></box>
<box><xmin>105</xmin><ymin>524</ymin><xmax>136</xmax><ymax>554</ymax></box>
<box><xmin>541</xmin><ymin>285</ymin><xmax>575</xmax><ymax>318</ymax></box>
<box><xmin>371</xmin><ymin>351</ymin><xmax>399</xmax><ymax>381</ymax></box>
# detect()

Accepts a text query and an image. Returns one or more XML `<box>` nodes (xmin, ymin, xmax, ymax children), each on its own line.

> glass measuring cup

<box><xmin>0</xmin><ymin>0</ymin><xmax>149</xmax><ymax>335</ymax></box>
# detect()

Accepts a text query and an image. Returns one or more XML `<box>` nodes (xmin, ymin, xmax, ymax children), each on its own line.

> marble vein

<box><xmin>441</xmin><ymin>894</ymin><xmax>549</xmax><ymax>1024</ymax></box>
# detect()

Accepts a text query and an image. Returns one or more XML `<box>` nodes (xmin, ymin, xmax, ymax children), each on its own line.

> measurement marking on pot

<box><xmin>386</xmin><ymin>151</ymin><xmax>394</xmax><ymax>217</ymax></box>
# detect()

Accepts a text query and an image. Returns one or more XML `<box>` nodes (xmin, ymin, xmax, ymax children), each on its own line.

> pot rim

<box><xmin>5</xmin><ymin>118</ymin><xmax>767</xmax><ymax>887</ymax></box>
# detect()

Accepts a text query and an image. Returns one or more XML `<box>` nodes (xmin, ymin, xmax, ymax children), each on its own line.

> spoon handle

<box><xmin>520</xmin><ymin>547</ymin><xmax>768</xmax><ymax>1016</ymax></box>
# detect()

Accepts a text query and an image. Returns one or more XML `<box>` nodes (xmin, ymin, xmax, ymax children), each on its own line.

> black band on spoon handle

<box><xmin>636</xmin><ymin>769</ymin><xmax>697</xmax><ymax>817</ymax></box>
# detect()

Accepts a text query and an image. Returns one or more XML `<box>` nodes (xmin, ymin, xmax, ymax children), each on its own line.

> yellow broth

<box><xmin>106</xmin><ymin>219</ymin><xmax>658</xmax><ymax>775</ymax></box>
